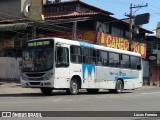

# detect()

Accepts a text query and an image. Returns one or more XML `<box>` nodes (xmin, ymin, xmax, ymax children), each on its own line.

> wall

<box><xmin>142</xmin><ymin>61</ymin><xmax>149</xmax><ymax>85</ymax></box>
<box><xmin>0</xmin><ymin>57</ymin><xmax>21</xmax><ymax>80</ymax></box>
<box><xmin>149</xmin><ymin>66</ymin><xmax>160</xmax><ymax>86</ymax></box>
<box><xmin>0</xmin><ymin>0</ymin><xmax>23</xmax><ymax>19</ymax></box>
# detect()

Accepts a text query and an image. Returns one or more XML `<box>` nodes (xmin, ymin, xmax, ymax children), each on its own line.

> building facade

<box><xmin>146</xmin><ymin>36</ymin><xmax>160</xmax><ymax>86</ymax></box>
<box><xmin>0</xmin><ymin>0</ymin><xmax>153</xmax><ymax>81</ymax></box>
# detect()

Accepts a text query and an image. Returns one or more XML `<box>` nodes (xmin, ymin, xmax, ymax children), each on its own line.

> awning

<box><xmin>0</xmin><ymin>23</ymin><xmax>28</xmax><ymax>31</ymax></box>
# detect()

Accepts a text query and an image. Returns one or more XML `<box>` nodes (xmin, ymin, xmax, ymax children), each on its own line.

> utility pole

<box><xmin>129</xmin><ymin>3</ymin><xmax>133</xmax><ymax>51</ymax></box>
<box><xmin>125</xmin><ymin>3</ymin><xmax>148</xmax><ymax>51</ymax></box>
<box><xmin>72</xmin><ymin>21</ymin><xmax>77</xmax><ymax>40</ymax></box>
<box><xmin>32</xmin><ymin>23</ymin><xmax>36</xmax><ymax>39</ymax></box>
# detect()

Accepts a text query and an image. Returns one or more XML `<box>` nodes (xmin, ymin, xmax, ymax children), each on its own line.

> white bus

<box><xmin>21</xmin><ymin>37</ymin><xmax>143</xmax><ymax>95</ymax></box>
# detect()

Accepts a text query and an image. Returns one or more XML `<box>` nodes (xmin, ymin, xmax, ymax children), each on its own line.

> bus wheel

<box><xmin>40</xmin><ymin>88</ymin><xmax>53</xmax><ymax>95</ymax></box>
<box><xmin>66</xmin><ymin>79</ymin><xmax>79</xmax><ymax>95</ymax></box>
<box><xmin>115</xmin><ymin>80</ymin><xmax>123</xmax><ymax>93</ymax></box>
<box><xmin>87</xmin><ymin>89</ymin><xmax>99</xmax><ymax>94</ymax></box>
<box><xmin>109</xmin><ymin>80</ymin><xmax>123</xmax><ymax>93</ymax></box>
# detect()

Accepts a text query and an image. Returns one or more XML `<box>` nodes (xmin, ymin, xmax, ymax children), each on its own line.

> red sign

<box><xmin>97</xmin><ymin>32</ymin><xmax>146</xmax><ymax>58</ymax></box>
<box><xmin>4</xmin><ymin>40</ymin><xmax>14</xmax><ymax>48</ymax></box>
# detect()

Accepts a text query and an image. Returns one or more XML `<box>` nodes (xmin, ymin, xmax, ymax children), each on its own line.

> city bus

<box><xmin>21</xmin><ymin>37</ymin><xmax>143</xmax><ymax>95</ymax></box>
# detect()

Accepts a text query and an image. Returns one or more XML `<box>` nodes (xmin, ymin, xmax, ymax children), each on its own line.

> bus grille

<box><xmin>26</xmin><ymin>73</ymin><xmax>45</xmax><ymax>77</ymax></box>
<box><xmin>29</xmin><ymin>82</ymin><xmax>41</xmax><ymax>85</ymax></box>
<box><xmin>28</xmin><ymin>78</ymin><xmax>43</xmax><ymax>81</ymax></box>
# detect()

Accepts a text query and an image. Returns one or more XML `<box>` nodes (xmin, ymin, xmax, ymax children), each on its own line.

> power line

<box><xmin>125</xmin><ymin>3</ymin><xmax>148</xmax><ymax>51</ymax></box>
<box><xmin>133</xmin><ymin>0</ymin><xmax>160</xmax><ymax>15</ymax></box>
<box><xmin>0</xmin><ymin>11</ymin><xmax>26</xmax><ymax>20</ymax></box>
<box><xmin>91</xmin><ymin>0</ymin><xmax>130</xmax><ymax>5</ymax></box>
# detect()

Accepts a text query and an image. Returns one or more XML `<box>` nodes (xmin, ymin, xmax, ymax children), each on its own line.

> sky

<box><xmin>79</xmin><ymin>0</ymin><xmax>160</xmax><ymax>33</ymax></box>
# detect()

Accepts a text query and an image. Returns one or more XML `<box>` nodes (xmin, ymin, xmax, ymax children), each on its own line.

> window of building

<box><xmin>125</xmin><ymin>31</ymin><xmax>130</xmax><ymax>39</ymax></box>
<box><xmin>97</xmin><ymin>22</ymin><xmax>110</xmax><ymax>33</ymax></box>
<box><xmin>50</xmin><ymin>6</ymin><xmax>54</xmax><ymax>13</ymax></box>
<box><xmin>157</xmin><ymin>43</ymin><xmax>160</xmax><ymax>50</ymax></box>
<box><xmin>111</xmin><ymin>27</ymin><xmax>124</xmax><ymax>37</ymax></box>
<box><xmin>45</xmin><ymin>7</ymin><xmax>50</xmax><ymax>13</ymax></box>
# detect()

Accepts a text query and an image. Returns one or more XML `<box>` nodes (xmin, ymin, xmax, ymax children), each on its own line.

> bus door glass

<box><xmin>55</xmin><ymin>46</ymin><xmax>70</xmax><ymax>87</ymax></box>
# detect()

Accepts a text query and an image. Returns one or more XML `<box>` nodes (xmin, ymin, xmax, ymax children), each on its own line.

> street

<box><xmin>0</xmin><ymin>83</ymin><xmax>160</xmax><ymax>120</ymax></box>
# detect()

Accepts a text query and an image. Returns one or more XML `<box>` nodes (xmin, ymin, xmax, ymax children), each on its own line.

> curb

<box><xmin>0</xmin><ymin>82</ymin><xmax>5</xmax><ymax>85</ymax></box>
<box><xmin>138</xmin><ymin>86</ymin><xmax>159</xmax><ymax>90</ymax></box>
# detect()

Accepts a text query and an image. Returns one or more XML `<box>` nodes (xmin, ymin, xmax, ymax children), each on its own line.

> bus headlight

<box><xmin>21</xmin><ymin>74</ymin><xmax>28</xmax><ymax>80</ymax></box>
<box><xmin>44</xmin><ymin>73</ymin><xmax>52</xmax><ymax>80</ymax></box>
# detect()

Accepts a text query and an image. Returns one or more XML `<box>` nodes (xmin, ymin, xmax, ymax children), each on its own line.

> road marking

<box><xmin>141</xmin><ymin>92</ymin><xmax>160</xmax><ymax>95</ymax></box>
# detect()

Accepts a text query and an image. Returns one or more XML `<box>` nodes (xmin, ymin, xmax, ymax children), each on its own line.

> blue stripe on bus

<box><xmin>115</xmin><ymin>76</ymin><xmax>137</xmax><ymax>81</ymax></box>
<box><xmin>80</xmin><ymin>42</ymin><xmax>94</xmax><ymax>48</ymax></box>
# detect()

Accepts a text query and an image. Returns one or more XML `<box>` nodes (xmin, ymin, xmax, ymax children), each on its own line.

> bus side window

<box><xmin>56</xmin><ymin>47</ymin><xmax>69</xmax><ymax>67</ymax></box>
<box><xmin>109</xmin><ymin>52</ymin><xmax>119</xmax><ymax>67</ymax></box>
<box><xmin>130</xmin><ymin>56</ymin><xmax>141</xmax><ymax>70</ymax></box>
<box><xmin>70</xmin><ymin>46</ymin><xmax>82</xmax><ymax>63</ymax></box>
<box><xmin>96</xmin><ymin>50</ymin><xmax>108</xmax><ymax>66</ymax></box>
<box><xmin>121</xmin><ymin>54</ymin><xmax>129</xmax><ymax>68</ymax></box>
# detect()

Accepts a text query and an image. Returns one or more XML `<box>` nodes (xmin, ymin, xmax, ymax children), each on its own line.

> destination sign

<box><xmin>27</xmin><ymin>41</ymin><xmax>50</xmax><ymax>47</ymax></box>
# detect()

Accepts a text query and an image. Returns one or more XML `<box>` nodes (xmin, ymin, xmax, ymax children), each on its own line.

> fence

<box><xmin>0</xmin><ymin>57</ymin><xmax>21</xmax><ymax>81</ymax></box>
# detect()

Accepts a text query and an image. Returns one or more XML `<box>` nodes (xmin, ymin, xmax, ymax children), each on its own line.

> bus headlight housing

<box><xmin>21</xmin><ymin>74</ymin><xmax>28</xmax><ymax>80</ymax></box>
<box><xmin>44</xmin><ymin>73</ymin><xmax>52</xmax><ymax>80</ymax></box>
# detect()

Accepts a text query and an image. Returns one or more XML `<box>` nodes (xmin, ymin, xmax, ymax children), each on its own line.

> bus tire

<box><xmin>115</xmin><ymin>80</ymin><xmax>124</xmax><ymax>93</ymax></box>
<box><xmin>109</xmin><ymin>80</ymin><xmax>124</xmax><ymax>93</ymax></box>
<box><xmin>66</xmin><ymin>78</ymin><xmax>79</xmax><ymax>95</ymax></box>
<box><xmin>40</xmin><ymin>88</ymin><xmax>53</xmax><ymax>95</ymax></box>
<box><xmin>87</xmin><ymin>89</ymin><xmax>99</xmax><ymax>94</ymax></box>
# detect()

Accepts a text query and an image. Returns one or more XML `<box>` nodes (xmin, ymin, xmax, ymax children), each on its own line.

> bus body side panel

<box><xmin>81</xmin><ymin>64</ymin><xmax>97</xmax><ymax>88</ymax></box>
<box><xmin>96</xmin><ymin>66</ymin><xmax>116</xmax><ymax>89</ymax></box>
<box><xmin>96</xmin><ymin>66</ymin><xmax>142</xmax><ymax>90</ymax></box>
<box><xmin>69</xmin><ymin>63</ymin><xmax>83</xmax><ymax>87</ymax></box>
<box><xmin>54</xmin><ymin>67</ymin><xmax>70</xmax><ymax>88</ymax></box>
<box><xmin>124</xmin><ymin>70</ymin><xmax>143</xmax><ymax>89</ymax></box>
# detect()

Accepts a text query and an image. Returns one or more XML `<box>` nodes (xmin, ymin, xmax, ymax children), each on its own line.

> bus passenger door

<box><xmin>54</xmin><ymin>46</ymin><xmax>70</xmax><ymax>88</ymax></box>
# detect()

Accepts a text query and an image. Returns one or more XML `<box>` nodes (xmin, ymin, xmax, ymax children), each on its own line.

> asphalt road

<box><xmin>0</xmin><ymin>83</ymin><xmax>160</xmax><ymax>120</ymax></box>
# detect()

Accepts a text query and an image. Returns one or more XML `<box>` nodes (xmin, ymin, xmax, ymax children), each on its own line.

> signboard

<box><xmin>147</xmin><ymin>54</ymin><xmax>157</xmax><ymax>65</ymax></box>
<box><xmin>4</xmin><ymin>40</ymin><xmax>14</xmax><ymax>48</ymax></box>
<box><xmin>28</xmin><ymin>0</ymin><xmax>44</xmax><ymax>21</ymax></box>
<box><xmin>27</xmin><ymin>41</ymin><xmax>50</xmax><ymax>47</ymax></box>
<box><xmin>97</xmin><ymin>32</ymin><xmax>146</xmax><ymax>58</ymax></box>
<box><xmin>37</xmin><ymin>31</ymin><xmax>96</xmax><ymax>43</ymax></box>
<box><xmin>135</xmin><ymin>13</ymin><xmax>150</xmax><ymax>25</ymax></box>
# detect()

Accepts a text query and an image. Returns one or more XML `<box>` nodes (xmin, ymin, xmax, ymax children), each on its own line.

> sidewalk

<box><xmin>0</xmin><ymin>82</ymin><xmax>40</xmax><ymax>94</ymax></box>
<box><xmin>137</xmin><ymin>85</ymin><xmax>159</xmax><ymax>90</ymax></box>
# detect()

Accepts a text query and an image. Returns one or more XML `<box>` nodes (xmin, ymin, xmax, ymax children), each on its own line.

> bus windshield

<box><xmin>22</xmin><ymin>47</ymin><xmax>53</xmax><ymax>72</ymax></box>
<box><xmin>22</xmin><ymin>39</ymin><xmax>54</xmax><ymax>72</ymax></box>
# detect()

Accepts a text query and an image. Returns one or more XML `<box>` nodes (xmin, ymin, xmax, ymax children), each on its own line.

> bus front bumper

<box><xmin>21</xmin><ymin>79</ymin><xmax>54</xmax><ymax>88</ymax></box>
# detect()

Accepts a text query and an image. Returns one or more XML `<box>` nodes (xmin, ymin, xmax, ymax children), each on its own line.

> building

<box><xmin>0</xmin><ymin>0</ymin><xmax>153</xmax><ymax>81</ymax></box>
<box><xmin>146</xmin><ymin>36</ymin><xmax>160</xmax><ymax>86</ymax></box>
